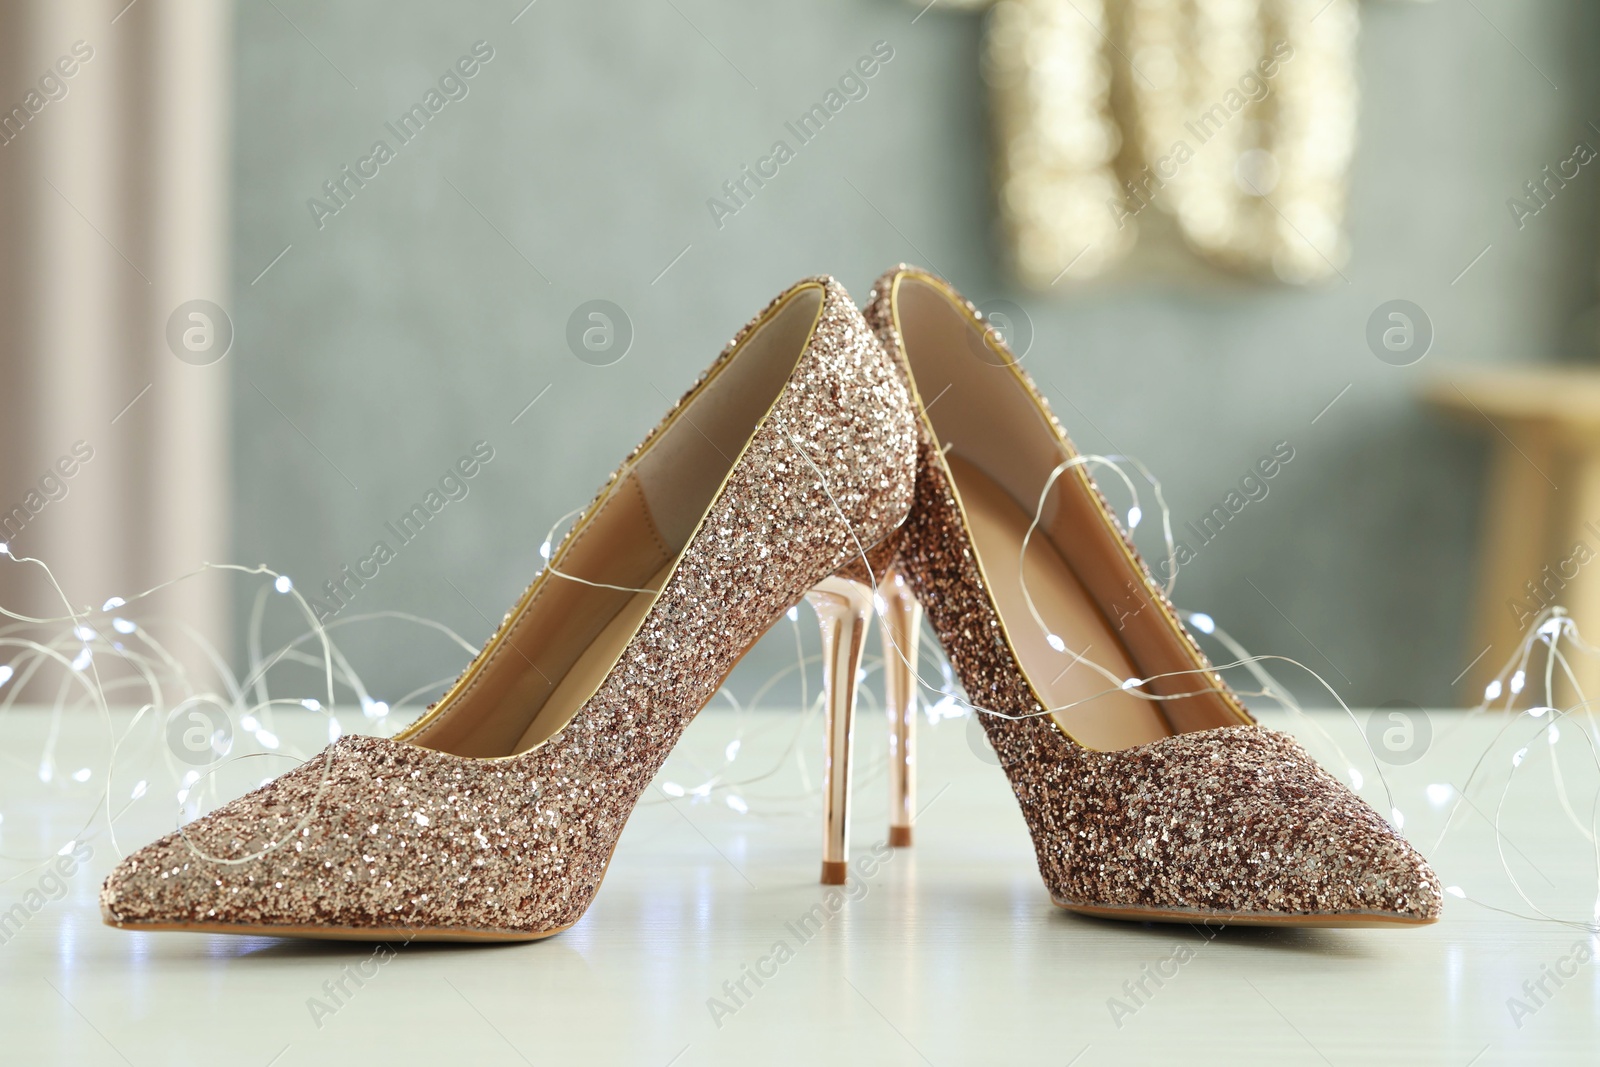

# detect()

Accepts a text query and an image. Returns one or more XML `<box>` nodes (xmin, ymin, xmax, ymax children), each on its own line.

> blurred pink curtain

<box><xmin>0</xmin><ymin>0</ymin><xmax>230</xmax><ymax>661</ymax></box>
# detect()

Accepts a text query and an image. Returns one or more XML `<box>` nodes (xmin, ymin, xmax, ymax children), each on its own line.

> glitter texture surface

<box><xmin>101</xmin><ymin>277</ymin><xmax>916</xmax><ymax>938</ymax></box>
<box><xmin>865</xmin><ymin>265</ymin><xmax>1441</xmax><ymax>923</ymax></box>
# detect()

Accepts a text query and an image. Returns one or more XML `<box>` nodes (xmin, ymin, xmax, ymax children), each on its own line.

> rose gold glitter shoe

<box><xmin>860</xmin><ymin>265</ymin><xmax>1442</xmax><ymax>927</ymax></box>
<box><xmin>99</xmin><ymin>277</ymin><xmax>916</xmax><ymax>941</ymax></box>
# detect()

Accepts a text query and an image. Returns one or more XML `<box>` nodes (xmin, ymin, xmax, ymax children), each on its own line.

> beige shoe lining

<box><xmin>407</xmin><ymin>285</ymin><xmax>825</xmax><ymax>758</ymax></box>
<box><xmin>894</xmin><ymin>276</ymin><xmax>1243</xmax><ymax>752</ymax></box>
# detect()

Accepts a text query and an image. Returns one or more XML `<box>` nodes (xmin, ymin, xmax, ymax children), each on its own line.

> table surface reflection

<box><xmin>0</xmin><ymin>702</ymin><xmax>1594</xmax><ymax>1066</ymax></box>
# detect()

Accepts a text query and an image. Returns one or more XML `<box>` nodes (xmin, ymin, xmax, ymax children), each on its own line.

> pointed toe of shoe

<box><xmin>1244</xmin><ymin>791</ymin><xmax>1443</xmax><ymax>925</ymax></box>
<box><xmin>96</xmin><ymin>736</ymin><xmax>606</xmax><ymax>939</ymax></box>
<box><xmin>1041</xmin><ymin>725</ymin><xmax>1443</xmax><ymax>926</ymax></box>
<box><xmin>100</xmin><ymin>844</ymin><xmax>185</xmax><ymax>928</ymax></box>
<box><xmin>99</xmin><ymin>852</ymin><xmax>144</xmax><ymax>927</ymax></box>
<box><xmin>98</xmin><ymin>742</ymin><xmax>358</xmax><ymax>933</ymax></box>
<box><xmin>99</xmin><ymin>782</ymin><xmax>307</xmax><ymax>931</ymax></box>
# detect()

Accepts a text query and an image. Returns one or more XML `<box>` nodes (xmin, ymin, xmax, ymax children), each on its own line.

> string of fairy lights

<box><xmin>0</xmin><ymin>432</ymin><xmax>1596</xmax><ymax>926</ymax></box>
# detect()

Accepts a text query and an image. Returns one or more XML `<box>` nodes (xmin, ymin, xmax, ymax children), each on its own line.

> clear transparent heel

<box><xmin>806</xmin><ymin>567</ymin><xmax>920</xmax><ymax>885</ymax></box>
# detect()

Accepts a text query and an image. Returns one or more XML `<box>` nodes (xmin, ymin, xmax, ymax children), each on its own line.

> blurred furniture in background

<box><xmin>1426</xmin><ymin>367</ymin><xmax>1600</xmax><ymax>703</ymax></box>
<box><xmin>0</xmin><ymin>0</ymin><xmax>230</xmax><ymax>671</ymax></box>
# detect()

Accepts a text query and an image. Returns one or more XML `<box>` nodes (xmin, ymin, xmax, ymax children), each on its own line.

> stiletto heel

<box><xmin>877</xmin><ymin>569</ymin><xmax>920</xmax><ymax>847</ymax></box>
<box><xmin>808</xmin><ymin>575</ymin><xmax>874</xmax><ymax>886</ymax></box>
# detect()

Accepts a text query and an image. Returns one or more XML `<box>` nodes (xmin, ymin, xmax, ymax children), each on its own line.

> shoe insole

<box><xmin>946</xmin><ymin>455</ymin><xmax>1175</xmax><ymax>751</ymax></box>
<box><xmin>512</xmin><ymin>561</ymin><xmax>677</xmax><ymax>753</ymax></box>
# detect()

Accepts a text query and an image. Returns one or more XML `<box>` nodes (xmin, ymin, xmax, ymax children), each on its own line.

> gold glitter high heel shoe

<box><xmin>860</xmin><ymin>265</ymin><xmax>1442</xmax><ymax>927</ymax></box>
<box><xmin>99</xmin><ymin>276</ymin><xmax>916</xmax><ymax>941</ymax></box>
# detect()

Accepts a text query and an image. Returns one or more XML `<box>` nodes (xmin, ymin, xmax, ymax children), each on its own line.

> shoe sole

<box><xmin>1051</xmin><ymin>895</ymin><xmax>1437</xmax><ymax>928</ymax></box>
<box><xmin>101</xmin><ymin>898</ymin><xmax>1435</xmax><ymax>940</ymax></box>
<box><xmin>99</xmin><ymin>909</ymin><xmax>573</xmax><ymax>941</ymax></box>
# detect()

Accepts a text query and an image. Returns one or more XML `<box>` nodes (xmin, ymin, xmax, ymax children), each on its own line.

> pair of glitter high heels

<box><xmin>101</xmin><ymin>267</ymin><xmax>1441</xmax><ymax>939</ymax></box>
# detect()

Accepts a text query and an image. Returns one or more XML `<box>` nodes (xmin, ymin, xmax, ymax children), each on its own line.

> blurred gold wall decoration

<box><xmin>936</xmin><ymin>0</ymin><xmax>1359</xmax><ymax>288</ymax></box>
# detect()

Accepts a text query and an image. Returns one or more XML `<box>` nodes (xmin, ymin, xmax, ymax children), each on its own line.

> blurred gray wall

<box><xmin>232</xmin><ymin>0</ymin><xmax>1600</xmax><ymax>710</ymax></box>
